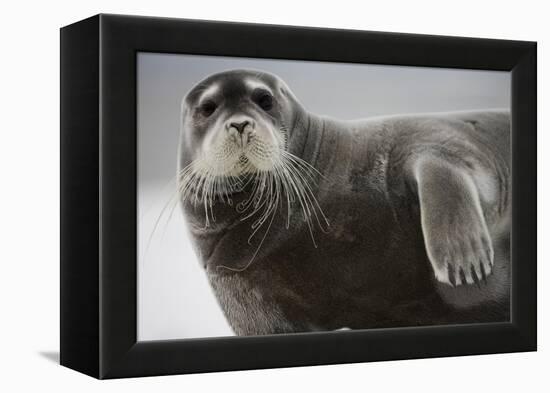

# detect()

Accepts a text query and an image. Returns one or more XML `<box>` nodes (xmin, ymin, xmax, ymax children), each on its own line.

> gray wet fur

<box><xmin>178</xmin><ymin>69</ymin><xmax>511</xmax><ymax>335</ymax></box>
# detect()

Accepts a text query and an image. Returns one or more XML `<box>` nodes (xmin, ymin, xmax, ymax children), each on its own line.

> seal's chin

<box><xmin>223</xmin><ymin>152</ymin><xmax>280</xmax><ymax>177</ymax></box>
<box><xmin>209</xmin><ymin>137</ymin><xmax>284</xmax><ymax>177</ymax></box>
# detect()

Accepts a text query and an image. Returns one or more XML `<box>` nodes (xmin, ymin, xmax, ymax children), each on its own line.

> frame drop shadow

<box><xmin>38</xmin><ymin>351</ymin><xmax>60</xmax><ymax>364</ymax></box>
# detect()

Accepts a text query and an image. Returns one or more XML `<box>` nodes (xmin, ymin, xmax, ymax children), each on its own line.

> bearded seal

<box><xmin>177</xmin><ymin>69</ymin><xmax>510</xmax><ymax>335</ymax></box>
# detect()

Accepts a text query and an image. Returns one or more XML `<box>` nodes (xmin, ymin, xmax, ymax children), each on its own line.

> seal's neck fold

<box><xmin>287</xmin><ymin>109</ymin><xmax>326</xmax><ymax>170</ymax></box>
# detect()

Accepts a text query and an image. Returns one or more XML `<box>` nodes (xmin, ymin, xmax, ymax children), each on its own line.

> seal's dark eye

<box><xmin>256</xmin><ymin>93</ymin><xmax>273</xmax><ymax>111</ymax></box>
<box><xmin>200</xmin><ymin>101</ymin><xmax>217</xmax><ymax>117</ymax></box>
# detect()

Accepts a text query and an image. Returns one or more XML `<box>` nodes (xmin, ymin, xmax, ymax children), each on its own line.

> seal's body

<box><xmin>178</xmin><ymin>70</ymin><xmax>510</xmax><ymax>335</ymax></box>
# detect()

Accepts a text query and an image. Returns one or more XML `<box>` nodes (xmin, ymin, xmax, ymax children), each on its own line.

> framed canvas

<box><xmin>60</xmin><ymin>14</ymin><xmax>537</xmax><ymax>379</ymax></box>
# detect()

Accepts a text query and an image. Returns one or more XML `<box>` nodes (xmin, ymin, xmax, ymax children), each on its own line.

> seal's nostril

<box><xmin>229</xmin><ymin>121</ymin><xmax>250</xmax><ymax>134</ymax></box>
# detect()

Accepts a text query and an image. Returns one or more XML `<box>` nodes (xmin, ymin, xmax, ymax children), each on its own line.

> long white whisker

<box><xmin>284</xmin><ymin>159</ymin><xmax>330</xmax><ymax>231</ymax></box>
<box><xmin>177</xmin><ymin>142</ymin><xmax>329</xmax><ymax>272</ymax></box>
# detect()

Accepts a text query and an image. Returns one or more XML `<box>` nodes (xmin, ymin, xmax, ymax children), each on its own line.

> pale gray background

<box><xmin>137</xmin><ymin>52</ymin><xmax>510</xmax><ymax>341</ymax></box>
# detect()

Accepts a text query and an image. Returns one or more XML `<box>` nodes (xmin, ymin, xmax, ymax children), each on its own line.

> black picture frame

<box><xmin>60</xmin><ymin>14</ymin><xmax>537</xmax><ymax>379</ymax></box>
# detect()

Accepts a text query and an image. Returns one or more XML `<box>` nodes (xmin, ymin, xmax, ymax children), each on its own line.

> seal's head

<box><xmin>178</xmin><ymin>70</ymin><xmax>327</xmax><ymax>256</ymax></box>
<box><xmin>180</xmin><ymin>69</ymin><xmax>299</xmax><ymax>176</ymax></box>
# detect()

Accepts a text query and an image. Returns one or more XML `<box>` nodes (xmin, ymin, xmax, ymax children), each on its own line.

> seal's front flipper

<box><xmin>414</xmin><ymin>158</ymin><xmax>494</xmax><ymax>286</ymax></box>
